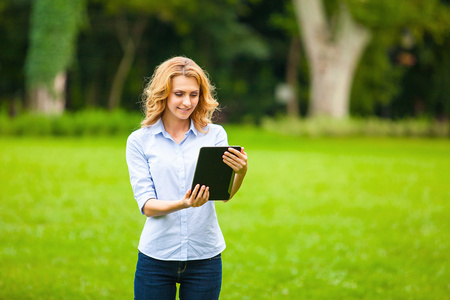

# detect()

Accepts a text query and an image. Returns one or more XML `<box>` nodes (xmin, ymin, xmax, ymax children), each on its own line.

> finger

<box><xmin>226</xmin><ymin>148</ymin><xmax>245</xmax><ymax>159</ymax></box>
<box><xmin>190</xmin><ymin>184</ymin><xmax>200</xmax><ymax>199</ymax></box>
<box><xmin>199</xmin><ymin>187</ymin><xmax>209</xmax><ymax>205</ymax></box>
<box><xmin>222</xmin><ymin>158</ymin><xmax>239</xmax><ymax>171</ymax></box>
<box><xmin>223</xmin><ymin>159</ymin><xmax>242</xmax><ymax>172</ymax></box>
<box><xmin>223</xmin><ymin>155</ymin><xmax>244</xmax><ymax>169</ymax></box>
<box><xmin>227</xmin><ymin>147</ymin><xmax>241</xmax><ymax>155</ymax></box>
<box><xmin>194</xmin><ymin>185</ymin><xmax>206</xmax><ymax>206</ymax></box>
<box><xmin>225</xmin><ymin>152</ymin><xmax>246</xmax><ymax>162</ymax></box>
<box><xmin>204</xmin><ymin>188</ymin><xmax>210</xmax><ymax>203</ymax></box>
<box><xmin>232</xmin><ymin>148</ymin><xmax>248</xmax><ymax>161</ymax></box>
<box><xmin>182</xmin><ymin>189</ymin><xmax>193</xmax><ymax>207</ymax></box>
<box><xmin>223</xmin><ymin>151</ymin><xmax>244</xmax><ymax>164</ymax></box>
<box><xmin>223</xmin><ymin>159</ymin><xmax>240</xmax><ymax>171</ymax></box>
<box><xmin>224</xmin><ymin>150</ymin><xmax>247</xmax><ymax>164</ymax></box>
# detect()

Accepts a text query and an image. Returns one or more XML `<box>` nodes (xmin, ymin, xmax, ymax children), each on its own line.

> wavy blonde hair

<box><xmin>140</xmin><ymin>56</ymin><xmax>219</xmax><ymax>132</ymax></box>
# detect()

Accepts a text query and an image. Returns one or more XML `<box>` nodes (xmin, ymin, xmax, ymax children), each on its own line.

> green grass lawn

<box><xmin>1</xmin><ymin>127</ymin><xmax>449</xmax><ymax>299</ymax></box>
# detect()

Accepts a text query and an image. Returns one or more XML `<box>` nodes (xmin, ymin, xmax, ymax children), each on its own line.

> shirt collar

<box><xmin>146</xmin><ymin>118</ymin><xmax>164</xmax><ymax>135</ymax></box>
<box><xmin>189</xmin><ymin>119</ymin><xmax>199</xmax><ymax>136</ymax></box>
<box><xmin>149</xmin><ymin>118</ymin><xmax>198</xmax><ymax>137</ymax></box>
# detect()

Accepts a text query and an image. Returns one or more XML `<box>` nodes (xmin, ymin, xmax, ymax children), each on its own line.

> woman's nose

<box><xmin>182</xmin><ymin>95</ymin><xmax>191</xmax><ymax>106</ymax></box>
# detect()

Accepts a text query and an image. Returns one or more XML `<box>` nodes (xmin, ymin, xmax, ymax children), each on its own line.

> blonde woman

<box><xmin>126</xmin><ymin>56</ymin><xmax>248</xmax><ymax>300</ymax></box>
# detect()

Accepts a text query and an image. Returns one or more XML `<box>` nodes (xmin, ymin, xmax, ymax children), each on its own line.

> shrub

<box><xmin>0</xmin><ymin>109</ymin><xmax>142</xmax><ymax>136</ymax></box>
<box><xmin>1</xmin><ymin>111</ymin><xmax>448</xmax><ymax>138</ymax></box>
<box><xmin>261</xmin><ymin>116</ymin><xmax>449</xmax><ymax>138</ymax></box>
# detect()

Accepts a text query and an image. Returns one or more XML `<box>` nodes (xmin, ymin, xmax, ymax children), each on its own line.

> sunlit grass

<box><xmin>1</xmin><ymin>128</ymin><xmax>449</xmax><ymax>299</ymax></box>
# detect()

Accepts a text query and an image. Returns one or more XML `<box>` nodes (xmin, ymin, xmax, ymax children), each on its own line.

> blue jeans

<box><xmin>134</xmin><ymin>252</ymin><xmax>222</xmax><ymax>300</ymax></box>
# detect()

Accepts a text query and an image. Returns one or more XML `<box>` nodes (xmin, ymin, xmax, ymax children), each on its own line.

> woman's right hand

<box><xmin>182</xmin><ymin>184</ymin><xmax>210</xmax><ymax>208</ymax></box>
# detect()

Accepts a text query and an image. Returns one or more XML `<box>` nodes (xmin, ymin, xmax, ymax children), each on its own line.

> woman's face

<box><xmin>164</xmin><ymin>75</ymin><xmax>200</xmax><ymax>123</ymax></box>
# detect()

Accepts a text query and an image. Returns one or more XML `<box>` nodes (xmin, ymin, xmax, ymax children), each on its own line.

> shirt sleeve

<box><xmin>126</xmin><ymin>132</ymin><xmax>157</xmax><ymax>214</ymax></box>
<box><xmin>214</xmin><ymin>126</ymin><xmax>229</xmax><ymax>146</ymax></box>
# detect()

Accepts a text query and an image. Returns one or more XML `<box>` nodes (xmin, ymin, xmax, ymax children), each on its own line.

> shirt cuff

<box><xmin>137</xmin><ymin>193</ymin><xmax>156</xmax><ymax>215</ymax></box>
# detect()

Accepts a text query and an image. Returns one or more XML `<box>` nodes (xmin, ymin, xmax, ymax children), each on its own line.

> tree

<box><xmin>391</xmin><ymin>32</ymin><xmax>450</xmax><ymax>119</ymax></box>
<box><xmin>25</xmin><ymin>0</ymin><xmax>85</xmax><ymax>114</ymax></box>
<box><xmin>270</xmin><ymin>0</ymin><xmax>306</xmax><ymax>117</ymax></box>
<box><xmin>0</xmin><ymin>0</ymin><xmax>31</xmax><ymax>116</ymax></box>
<box><xmin>292</xmin><ymin>0</ymin><xmax>450</xmax><ymax>119</ymax></box>
<box><xmin>107</xmin><ymin>12</ymin><xmax>147</xmax><ymax>110</ymax></box>
<box><xmin>90</xmin><ymin>0</ymin><xmax>269</xmax><ymax>112</ymax></box>
<box><xmin>293</xmin><ymin>0</ymin><xmax>370</xmax><ymax>119</ymax></box>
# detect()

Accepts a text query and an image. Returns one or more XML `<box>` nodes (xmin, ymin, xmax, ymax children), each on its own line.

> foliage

<box><xmin>292</xmin><ymin>0</ymin><xmax>450</xmax><ymax>118</ymax></box>
<box><xmin>261</xmin><ymin>116</ymin><xmax>449</xmax><ymax>138</ymax></box>
<box><xmin>350</xmin><ymin>32</ymin><xmax>406</xmax><ymax>116</ymax></box>
<box><xmin>342</xmin><ymin>0</ymin><xmax>450</xmax><ymax>40</ymax></box>
<box><xmin>1</xmin><ymin>131</ymin><xmax>449</xmax><ymax>298</ymax></box>
<box><xmin>0</xmin><ymin>0</ymin><xmax>30</xmax><ymax>107</ymax></box>
<box><xmin>2</xmin><ymin>111</ymin><xmax>448</xmax><ymax>138</ymax></box>
<box><xmin>25</xmin><ymin>0</ymin><xmax>86</xmax><ymax>91</ymax></box>
<box><xmin>0</xmin><ymin>0</ymin><xmax>449</xmax><ymax>120</ymax></box>
<box><xmin>345</xmin><ymin>0</ymin><xmax>450</xmax><ymax>117</ymax></box>
<box><xmin>0</xmin><ymin>109</ymin><xmax>142</xmax><ymax>136</ymax></box>
<box><xmin>70</xmin><ymin>0</ymin><xmax>271</xmax><ymax>116</ymax></box>
<box><xmin>393</xmin><ymin>32</ymin><xmax>450</xmax><ymax>118</ymax></box>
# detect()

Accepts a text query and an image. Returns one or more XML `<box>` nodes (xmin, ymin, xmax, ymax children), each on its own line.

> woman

<box><xmin>126</xmin><ymin>56</ymin><xmax>248</xmax><ymax>300</ymax></box>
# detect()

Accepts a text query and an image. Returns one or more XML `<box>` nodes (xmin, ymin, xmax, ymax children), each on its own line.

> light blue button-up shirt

<box><xmin>126</xmin><ymin>118</ymin><xmax>228</xmax><ymax>261</ymax></box>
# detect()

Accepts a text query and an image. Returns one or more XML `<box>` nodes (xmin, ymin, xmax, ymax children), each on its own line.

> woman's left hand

<box><xmin>223</xmin><ymin>147</ymin><xmax>248</xmax><ymax>176</ymax></box>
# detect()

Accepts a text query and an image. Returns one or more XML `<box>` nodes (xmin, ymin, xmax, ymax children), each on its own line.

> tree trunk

<box><xmin>286</xmin><ymin>35</ymin><xmax>301</xmax><ymax>117</ymax></box>
<box><xmin>108</xmin><ymin>15</ymin><xmax>147</xmax><ymax>110</ymax></box>
<box><xmin>108</xmin><ymin>39</ymin><xmax>136</xmax><ymax>110</ymax></box>
<box><xmin>28</xmin><ymin>71</ymin><xmax>67</xmax><ymax>114</ymax></box>
<box><xmin>293</xmin><ymin>0</ymin><xmax>371</xmax><ymax>119</ymax></box>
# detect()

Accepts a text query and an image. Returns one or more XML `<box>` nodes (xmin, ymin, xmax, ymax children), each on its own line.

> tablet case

<box><xmin>191</xmin><ymin>146</ymin><xmax>241</xmax><ymax>200</ymax></box>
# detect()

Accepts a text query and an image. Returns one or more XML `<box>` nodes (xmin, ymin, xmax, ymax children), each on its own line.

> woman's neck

<box><xmin>161</xmin><ymin>114</ymin><xmax>190</xmax><ymax>142</ymax></box>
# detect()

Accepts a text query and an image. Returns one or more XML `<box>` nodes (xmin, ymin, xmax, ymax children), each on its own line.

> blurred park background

<box><xmin>1</xmin><ymin>0</ymin><xmax>449</xmax><ymax>299</ymax></box>
<box><xmin>0</xmin><ymin>0</ymin><xmax>450</xmax><ymax>131</ymax></box>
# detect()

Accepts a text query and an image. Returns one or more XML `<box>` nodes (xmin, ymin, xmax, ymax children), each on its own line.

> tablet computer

<box><xmin>191</xmin><ymin>146</ymin><xmax>241</xmax><ymax>200</ymax></box>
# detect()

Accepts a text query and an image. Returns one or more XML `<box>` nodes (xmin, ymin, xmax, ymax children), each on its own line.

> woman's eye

<box><xmin>175</xmin><ymin>93</ymin><xmax>183</xmax><ymax>97</ymax></box>
<box><xmin>191</xmin><ymin>93</ymin><xmax>198</xmax><ymax>97</ymax></box>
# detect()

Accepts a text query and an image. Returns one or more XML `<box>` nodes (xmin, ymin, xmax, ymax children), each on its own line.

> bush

<box><xmin>2</xmin><ymin>111</ymin><xmax>448</xmax><ymax>138</ymax></box>
<box><xmin>0</xmin><ymin>109</ymin><xmax>142</xmax><ymax>136</ymax></box>
<box><xmin>261</xmin><ymin>116</ymin><xmax>449</xmax><ymax>138</ymax></box>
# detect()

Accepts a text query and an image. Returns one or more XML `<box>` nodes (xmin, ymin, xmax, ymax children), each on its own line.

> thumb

<box><xmin>185</xmin><ymin>189</ymin><xmax>192</xmax><ymax>198</ymax></box>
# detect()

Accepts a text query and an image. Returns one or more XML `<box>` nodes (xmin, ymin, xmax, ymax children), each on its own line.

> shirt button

<box><xmin>182</xmin><ymin>218</ymin><xmax>187</xmax><ymax>223</ymax></box>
